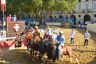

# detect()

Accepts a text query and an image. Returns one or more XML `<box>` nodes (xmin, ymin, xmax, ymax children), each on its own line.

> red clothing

<box><xmin>43</xmin><ymin>33</ymin><xmax>50</xmax><ymax>39</ymax></box>
<box><xmin>6</xmin><ymin>16</ymin><xmax>12</xmax><ymax>22</ymax></box>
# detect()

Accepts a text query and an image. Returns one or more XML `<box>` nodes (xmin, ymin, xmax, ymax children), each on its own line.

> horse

<box><xmin>46</xmin><ymin>36</ymin><xmax>79</xmax><ymax>64</ymax></box>
<box><xmin>25</xmin><ymin>30</ymin><xmax>48</xmax><ymax>60</ymax></box>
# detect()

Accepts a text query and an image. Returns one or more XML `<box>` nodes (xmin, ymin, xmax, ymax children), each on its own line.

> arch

<box><xmin>59</xmin><ymin>15</ymin><xmax>63</xmax><ymax>19</ymax></box>
<box><xmin>84</xmin><ymin>15</ymin><xmax>91</xmax><ymax>24</ymax></box>
<box><xmin>49</xmin><ymin>16</ymin><xmax>53</xmax><ymax>19</ymax></box>
<box><xmin>70</xmin><ymin>15</ymin><xmax>76</xmax><ymax>25</ymax></box>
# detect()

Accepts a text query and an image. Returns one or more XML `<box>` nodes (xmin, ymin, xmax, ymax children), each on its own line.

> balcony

<box><xmin>82</xmin><ymin>9</ymin><xmax>92</xmax><ymax>13</ymax></box>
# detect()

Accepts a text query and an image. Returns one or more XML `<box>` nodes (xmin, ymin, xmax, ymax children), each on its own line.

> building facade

<box><xmin>47</xmin><ymin>0</ymin><xmax>96</xmax><ymax>24</ymax></box>
<box><xmin>74</xmin><ymin>0</ymin><xmax>96</xmax><ymax>24</ymax></box>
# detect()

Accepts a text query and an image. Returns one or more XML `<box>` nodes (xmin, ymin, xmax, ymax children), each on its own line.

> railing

<box><xmin>0</xmin><ymin>37</ymin><xmax>16</xmax><ymax>41</ymax></box>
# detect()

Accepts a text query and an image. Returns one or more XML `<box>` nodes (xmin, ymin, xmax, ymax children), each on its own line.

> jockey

<box><xmin>55</xmin><ymin>31</ymin><xmax>65</xmax><ymax>59</ymax></box>
<box><xmin>33</xmin><ymin>26</ymin><xmax>42</xmax><ymax>40</ymax></box>
<box><xmin>33</xmin><ymin>26</ymin><xmax>41</xmax><ymax>36</ymax></box>
<box><xmin>52</xmin><ymin>31</ymin><xmax>58</xmax><ymax>42</ymax></box>
<box><xmin>56</xmin><ymin>31</ymin><xmax>65</xmax><ymax>46</ymax></box>
<box><xmin>43</xmin><ymin>27</ymin><xmax>53</xmax><ymax>41</ymax></box>
<box><xmin>30</xmin><ymin>27</ymin><xmax>34</xmax><ymax>33</ymax></box>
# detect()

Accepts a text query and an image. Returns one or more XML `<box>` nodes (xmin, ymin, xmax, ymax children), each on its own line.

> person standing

<box><xmin>6</xmin><ymin>14</ymin><xmax>12</xmax><ymax>22</ymax></box>
<box><xmin>13</xmin><ymin>15</ymin><xmax>17</xmax><ymax>22</ymax></box>
<box><xmin>84</xmin><ymin>30</ymin><xmax>90</xmax><ymax>47</ymax></box>
<box><xmin>70</xmin><ymin>29</ymin><xmax>75</xmax><ymax>44</ymax></box>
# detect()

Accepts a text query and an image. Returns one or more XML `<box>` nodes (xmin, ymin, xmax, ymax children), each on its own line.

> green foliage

<box><xmin>6</xmin><ymin>0</ymin><xmax>77</xmax><ymax>15</ymax></box>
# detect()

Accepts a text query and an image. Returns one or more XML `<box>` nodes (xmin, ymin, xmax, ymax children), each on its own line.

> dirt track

<box><xmin>0</xmin><ymin>27</ymin><xmax>96</xmax><ymax>64</ymax></box>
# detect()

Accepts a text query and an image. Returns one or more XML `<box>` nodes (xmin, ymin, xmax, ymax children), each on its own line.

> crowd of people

<box><xmin>6</xmin><ymin>14</ymin><xmax>17</xmax><ymax>22</ymax></box>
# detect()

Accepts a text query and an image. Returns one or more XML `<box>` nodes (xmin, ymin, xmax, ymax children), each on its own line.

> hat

<box><xmin>59</xmin><ymin>31</ymin><xmax>63</xmax><ymax>34</ymax></box>
<box><xmin>34</xmin><ymin>26</ymin><xmax>38</xmax><ymax>29</ymax></box>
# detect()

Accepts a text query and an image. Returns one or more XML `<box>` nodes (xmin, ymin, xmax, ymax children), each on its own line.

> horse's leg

<box><xmin>69</xmin><ymin>57</ymin><xmax>72</xmax><ymax>63</ymax></box>
<box><xmin>68</xmin><ymin>47</ymin><xmax>79</xmax><ymax>64</ymax></box>
<box><xmin>31</xmin><ymin>49</ymin><xmax>34</xmax><ymax>56</ymax></box>
<box><xmin>59</xmin><ymin>54</ymin><xmax>63</xmax><ymax>62</ymax></box>
<box><xmin>66</xmin><ymin>47</ymin><xmax>73</xmax><ymax>63</ymax></box>
<box><xmin>72</xmin><ymin>52</ymin><xmax>79</xmax><ymax>64</ymax></box>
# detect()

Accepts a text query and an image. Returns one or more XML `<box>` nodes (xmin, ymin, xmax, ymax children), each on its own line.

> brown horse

<box><xmin>46</xmin><ymin>37</ymin><xmax>79</xmax><ymax>64</ymax></box>
<box><xmin>25</xmin><ymin>31</ymin><xmax>33</xmax><ymax>42</ymax></box>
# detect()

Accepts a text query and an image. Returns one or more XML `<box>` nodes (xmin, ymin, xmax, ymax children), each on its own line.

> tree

<box><xmin>6</xmin><ymin>0</ymin><xmax>77</xmax><ymax>20</ymax></box>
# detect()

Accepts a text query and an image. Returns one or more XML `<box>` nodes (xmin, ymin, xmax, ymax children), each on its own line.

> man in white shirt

<box><xmin>84</xmin><ymin>30</ymin><xmax>90</xmax><ymax>46</ymax></box>
<box><xmin>70</xmin><ymin>29</ymin><xmax>75</xmax><ymax>44</ymax></box>
<box><xmin>13</xmin><ymin>15</ymin><xmax>17</xmax><ymax>22</ymax></box>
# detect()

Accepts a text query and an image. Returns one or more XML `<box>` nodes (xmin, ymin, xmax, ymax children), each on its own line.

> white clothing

<box><xmin>70</xmin><ymin>32</ymin><xmax>75</xmax><ymax>38</ymax></box>
<box><xmin>48</xmin><ymin>29</ymin><xmax>53</xmax><ymax>35</ymax></box>
<box><xmin>13</xmin><ymin>16</ymin><xmax>17</xmax><ymax>21</ymax></box>
<box><xmin>40</xmin><ymin>29</ymin><xmax>45</xmax><ymax>34</ymax></box>
<box><xmin>52</xmin><ymin>34</ymin><xmax>57</xmax><ymax>41</ymax></box>
<box><xmin>84</xmin><ymin>32</ymin><xmax>90</xmax><ymax>39</ymax></box>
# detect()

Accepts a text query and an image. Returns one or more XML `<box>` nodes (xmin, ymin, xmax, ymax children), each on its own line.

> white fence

<box><xmin>87</xmin><ymin>24</ymin><xmax>96</xmax><ymax>33</ymax></box>
<box><xmin>0</xmin><ymin>37</ymin><xmax>16</xmax><ymax>41</ymax></box>
<box><xmin>29</xmin><ymin>22</ymin><xmax>61</xmax><ymax>26</ymax></box>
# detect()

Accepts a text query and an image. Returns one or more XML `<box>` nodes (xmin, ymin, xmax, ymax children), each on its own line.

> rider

<box><xmin>33</xmin><ymin>26</ymin><xmax>42</xmax><ymax>41</ymax></box>
<box><xmin>43</xmin><ymin>27</ymin><xmax>52</xmax><ymax>41</ymax></box>
<box><xmin>55</xmin><ymin>31</ymin><xmax>65</xmax><ymax>59</ymax></box>
<box><xmin>56</xmin><ymin>31</ymin><xmax>65</xmax><ymax>46</ymax></box>
<box><xmin>33</xmin><ymin>26</ymin><xmax>40</xmax><ymax>35</ymax></box>
<box><xmin>52</xmin><ymin>31</ymin><xmax>58</xmax><ymax>42</ymax></box>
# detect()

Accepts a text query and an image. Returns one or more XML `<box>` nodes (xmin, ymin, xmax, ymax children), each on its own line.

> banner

<box><xmin>1</xmin><ymin>0</ymin><xmax>6</xmax><ymax>11</ymax></box>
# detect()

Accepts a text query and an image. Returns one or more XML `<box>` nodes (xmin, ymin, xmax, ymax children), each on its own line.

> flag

<box><xmin>1</xmin><ymin>0</ymin><xmax>6</xmax><ymax>11</ymax></box>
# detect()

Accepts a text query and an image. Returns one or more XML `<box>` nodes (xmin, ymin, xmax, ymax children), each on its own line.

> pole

<box><xmin>3</xmin><ymin>10</ymin><xmax>5</xmax><ymax>30</ymax></box>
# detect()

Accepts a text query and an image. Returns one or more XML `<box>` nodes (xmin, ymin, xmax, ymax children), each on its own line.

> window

<box><xmin>86</xmin><ymin>3</ymin><xmax>88</xmax><ymax>10</ymax></box>
<box><xmin>93</xmin><ymin>3</ymin><xmax>96</xmax><ymax>9</ymax></box>
<box><xmin>78</xmin><ymin>0</ymin><xmax>81</xmax><ymax>2</ymax></box>
<box><xmin>78</xmin><ymin>4</ymin><xmax>81</xmax><ymax>10</ymax></box>
<box><xmin>94</xmin><ymin>14</ymin><xmax>96</xmax><ymax>17</ymax></box>
<box><xmin>78</xmin><ymin>15</ymin><xmax>81</xmax><ymax>18</ymax></box>
<box><xmin>86</xmin><ymin>0</ymin><xmax>88</xmax><ymax>2</ymax></box>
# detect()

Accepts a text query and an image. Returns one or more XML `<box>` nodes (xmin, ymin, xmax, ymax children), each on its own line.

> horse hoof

<box><xmin>59</xmin><ymin>60</ymin><xmax>62</xmax><ymax>62</ymax></box>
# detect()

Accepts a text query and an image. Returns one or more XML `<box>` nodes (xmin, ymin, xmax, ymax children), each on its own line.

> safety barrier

<box><xmin>0</xmin><ymin>37</ymin><xmax>16</xmax><ymax>41</ymax></box>
<box><xmin>87</xmin><ymin>24</ymin><xmax>96</xmax><ymax>33</ymax></box>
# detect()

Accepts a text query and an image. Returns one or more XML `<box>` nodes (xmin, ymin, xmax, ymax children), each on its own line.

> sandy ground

<box><xmin>0</xmin><ymin>26</ymin><xmax>96</xmax><ymax>64</ymax></box>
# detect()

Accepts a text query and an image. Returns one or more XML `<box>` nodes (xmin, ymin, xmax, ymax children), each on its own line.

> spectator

<box><xmin>13</xmin><ymin>15</ymin><xmax>17</xmax><ymax>22</ymax></box>
<box><xmin>6</xmin><ymin>14</ymin><xmax>12</xmax><ymax>22</ymax></box>
<box><xmin>84</xmin><ymin>30</ymin><xmax>90</xmax><ymax>47</ymax></box>
<box><xmin>70</xmin><ymin>29</ymin><xmax>75</xmax><ymax>44</ymax></box>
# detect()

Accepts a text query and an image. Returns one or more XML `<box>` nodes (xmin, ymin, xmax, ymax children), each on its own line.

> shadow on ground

<box><xmin>0</xmin><ymin>49</ymin><xmax>37</xmax><ymax>64</ymax></box>
<box><xmin>0</xmin><ymin>49</ymin><xmax>75</xmax><ymax>64</ymax></box>
<box><xmin>87</xmin><ymin>56</ymin><xmax>96</xmax><ymax>64</ymax></box>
